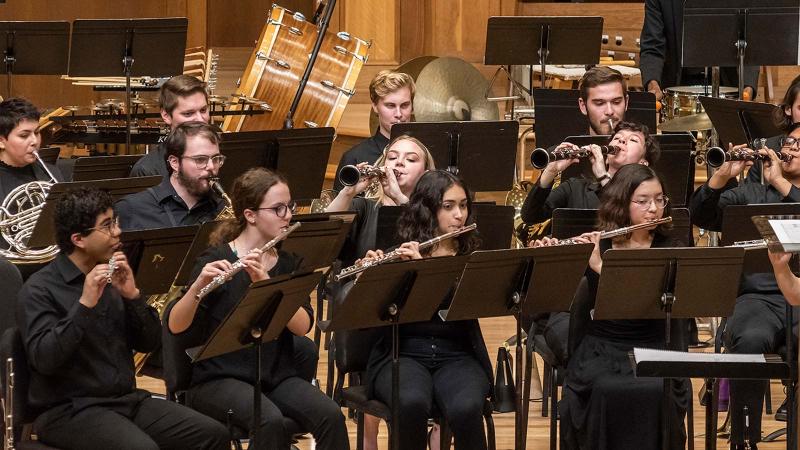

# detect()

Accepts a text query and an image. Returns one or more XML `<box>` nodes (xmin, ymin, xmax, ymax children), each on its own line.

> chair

<box><xmin>161</xmin><ymin>300</ymin><xmax>305</xmax><ymax>449</ymax></box>
<box><xmin>332</xmin><ymin>326</ymin><xmax>497</xmax><ymax>450</ymax></box>
<box><xmin>0</xmin><ymin>255</ymin><xmax>23</xmax><ymax>334</ymax></box>
<box><xmin>0</xmin><ymin>327</ymin><xmax>62</xmax><ymax>449</ymax></box>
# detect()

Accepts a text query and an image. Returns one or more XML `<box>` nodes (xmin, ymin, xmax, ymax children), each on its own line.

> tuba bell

<box><xmin>0</xmin><ymin>151</ymin><xmax>59</xmax><ymax>264</ymax></box>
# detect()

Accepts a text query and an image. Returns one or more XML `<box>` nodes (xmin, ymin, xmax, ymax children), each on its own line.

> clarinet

<box><xmin>195</xmin><ymin>222</ymin><xmax>302</xmax><ymax>300</ymax></box>
<box><xmin>335</xmin><ymin>223</ymin><xmax>477</xmax><ymax>281</ymax></box>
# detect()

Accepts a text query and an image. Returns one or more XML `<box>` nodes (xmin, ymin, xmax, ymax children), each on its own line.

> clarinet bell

<box><xmin>493</xmin><ymin>346</ymin><xmax>516</xmax><ymax>413</ymax></box>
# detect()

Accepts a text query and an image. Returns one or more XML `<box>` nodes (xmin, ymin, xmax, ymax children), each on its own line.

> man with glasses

<box><xmin>16</xmin><ymin>186</ymin><xmax>229</xmax><ymax>450</ymax></box>
<box><xmin>690</xmin><ymin>127</ymin><xmax>800</xmax><ymax>450</ymax></box>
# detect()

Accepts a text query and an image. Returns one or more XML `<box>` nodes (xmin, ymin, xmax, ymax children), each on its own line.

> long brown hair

<box><xmin>209</xmin><ymin>167</ymin><xmax>288</xmax><ymax>246</ymax></box>
<box><xmin>596</xmin><ymin>164</ymin><xmax>671</xmax><ymax>236</ymax></box>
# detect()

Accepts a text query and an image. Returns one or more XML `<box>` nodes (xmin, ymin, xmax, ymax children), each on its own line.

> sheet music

<box><xmin>633</xmin><ymin>348</ymin><xmax>766</xmax><ymax>364</ymax></box>
<box><xmin>769</xmin><ymin>219</ymin><xmax>800</xmax><ymax>245</ymax></box>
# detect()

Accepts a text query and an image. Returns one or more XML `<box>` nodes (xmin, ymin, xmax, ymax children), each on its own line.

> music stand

<box><xmin>283</xmin><ymin>212</ymin><xmax>355</xmax><ymax>272</ymax></box>
<box><xmin>484</xmin><ymin>16</ymin><xmax>602</xmax><ymax>89</ymax></box>
<box><xmin>552</xmin><ymin>207</ymin><xmax>694</xmax><ymax>248</ymax></box>
<box><xmin>319</xmin><ymin>255</ymin><xmax>469</xmax><ymax>450</ymax></box>
<box><xmin>37</xmin><ymin>147</ymin><xmax>60</xmax><ymax>166</ymax></box>
<box><xmin>187</xmin><ymin>271</ymin><xmax>321</xmax><ymax>447</ymax></box>
<box><xmin>700</xmin><ymin>96</ymin><xmax>782</xmax><ymax>148</ymax></box>
<box><xmin>441</xmin><ymin>244</ymin><xmax>592</xmax><ymax>450</ymax></box>
<box><xmin>0</xmin><ymin>21</ymin><xmax>70</xmax><ymax>97</ymax></box>
<box><xmin>172</xmin><ymin>220</ymin><xmax>222</xmax><ymax>288</ymax></box>
<box><xmin>68</xmin><ymin>18</ymin><xmax>188</xmax><ymax>150</ymax></box>
<box><xmin>390</xmin><ymin>121</ymin><xmax>518</xmax><ymax>192</ymax></box>
<box><xmin>72</xmin><ymin>155</ymin><xmax>144</xmax><ymax>182</ymax></box>
<box><xmin>217</xmin><ymin>128</ymin><xmax>335</xmax><ymax>202</ymax></box>
<box><xmin>27</xmin><ymin>176</ymin><xmax>162</xmax><ymax>248</ymax></box>
<box><xmin>593</xmin><ymin>246</ymin><xmax>745</xmax><ymax>450</ymax></box>
<box><xmin>473</xmin><ymin>203</ymin><xmax>514</xmax><ymax>250</ymax></box>
<box><xmin>721</xmin><ymin>203</ymin><xmax>800</xmax><ymax>274</ymax></box>
<box><xmin>120</xmin><ymin>225</ymin><xmax>198</xmax><ymax>296</ymax></box>
<box><xmin>683</xmin><ymin>1</ymin><xmax>800</xmax><ymax>98</ymax></box>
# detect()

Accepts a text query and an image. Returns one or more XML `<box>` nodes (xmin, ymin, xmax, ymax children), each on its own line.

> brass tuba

<box><xmin>0</xmin><ymin>151</ymin><xmax>60</xmax><ymax>264</ymax></box>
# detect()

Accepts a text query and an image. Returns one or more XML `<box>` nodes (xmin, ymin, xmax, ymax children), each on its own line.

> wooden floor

<box><xmin>139</xmin><ymin>313</ymin><xmax>793</xmax><ymax>450</ymax></box>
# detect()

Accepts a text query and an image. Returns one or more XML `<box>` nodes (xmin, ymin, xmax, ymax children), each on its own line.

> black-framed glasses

<box><xmin>780</xmin><ymin>137</ymin><xmax>800</xmax><ymax>149</ymax></box>
<box><xmin>84</xmin><ymin>216</ymin><xmax>120</xmax><ymax>235</ymax></box>
<box><xmin>255</xmin><ymin>200</ymin><xmax>297</xmax><ymax>218</ymax></box>
<box><xmin>630</xmin><ymin>196</ymin><xmax>669</xmax><ymax>210</ymax></box>
<box><xmin>180</xmin><ymin>154</ymin><xmax>226</xmax><ymax>169</ymax></box>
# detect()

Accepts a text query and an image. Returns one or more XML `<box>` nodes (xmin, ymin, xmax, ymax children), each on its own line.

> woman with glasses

<box><xmin>747</xmin><ymin>74</ymin><xmax>800</xmax><ymax>183</ymax></box>
<box><xmin>168</xmin><ymin>167</ymin><xmax>350</xmax><ymax>450</ymax></box>
<box><xmin>534</xmin><ymin>163</ymin><xmax>688</xmax><ymax>450</ymax></box>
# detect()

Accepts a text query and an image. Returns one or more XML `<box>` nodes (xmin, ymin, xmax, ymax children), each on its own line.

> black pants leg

<box><xmin>544</xmin><ymin>311</ymin><xmax>570</xmax><ymax>364</ymax></box>
<box><xmin>724</xmin><ymin>293</ymin><xmax>786</xmax><ymax>445</ymax></box>
<box><xmin>293</xmin><ymin>335</ymin><xmax>319</xmax><ymax>383</ymax></box>
<box><xmin>267</xmin><ymin>376</ymin><xmax>350</xmax><ymax>450</ymax></box>
<box><xmin>373</xmin><ymin>357</ymin><xmax>434</xmax><ymax>450</ymax></box>
<box><xmin>432</xmin><ymin>358</ymin><xmax>490</xmax><ymax>450</ymax></box>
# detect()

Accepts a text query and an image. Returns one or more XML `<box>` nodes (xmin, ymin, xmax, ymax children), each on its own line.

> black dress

<box><xmin>560</xmin><ymin>234</ymin><xmax>689</xmax><ymax>450</ymax></box>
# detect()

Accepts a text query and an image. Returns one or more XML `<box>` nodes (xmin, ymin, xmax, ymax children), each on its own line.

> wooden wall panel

<box><xmin>206</xmin><ymin>0</ymin><xmax>316</xmax><ymax>47</ymax></box>
<box><xmin>338</xmin><ymin>0</ymin><xmax>400</xmax><ymax>65</ymax></box>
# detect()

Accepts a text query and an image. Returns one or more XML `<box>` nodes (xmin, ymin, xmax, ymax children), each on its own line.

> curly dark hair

<box><xmin>597</xmin><ymin>164</ymin><xmax>672</xmax><ymax>236</ymax></box>
<box><xmin>54</xmin><ymin>187</ymin><xmax>114</xmax><ymax>254</ymax></box>
<box><xmin>609</xmin><ymin>121</ymin><xmax>660</xmax><ymax>164</ymax></box>
<box><xmin>0</xmin><ymin>98</ymin><xmax>40</xmax><ymax>138</ymax></box>
<box><xmin>397</xmin><ymin>170</ymin><xmax>480</xmax><ymax>256</ymax></box>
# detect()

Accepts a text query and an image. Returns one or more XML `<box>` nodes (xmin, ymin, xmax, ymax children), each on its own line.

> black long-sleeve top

<box><xmin>520</xmin><ymin>177</ymin><xmax>602</xmax><ymax>225</ymax></box>
<box><xmin>332</xmin><ymin>131</ymin><xmax>390</xmax><ymax>192</ymax></box>
<box><xmin>16</xmin><ymin>253</ymin><xmax>159</xmax><ymax>409</ymax></box>
<box><xmin>115</xmin><ymin>177</ymin><xmax>223</xmax><ymax>230</ymax></box>
<box><xmin>128</xmin><ymin>140</ymin><xmax>168</xmax><ymax>178</ymax></box>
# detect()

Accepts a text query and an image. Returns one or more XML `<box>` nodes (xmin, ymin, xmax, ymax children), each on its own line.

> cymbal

<box><xmin>414</xmin><ymin>57</ymin><xmax>499</xmax><ymax>122</ymax></box>
<box><xmin>658</xmin><ymin>112</ymin><xmax>713</xmax><ymax>132</ymax></box>
<box><xmin>369</xmin><ymin>56</ymin><xmax>437</xmax><ymax>135</ymax></box>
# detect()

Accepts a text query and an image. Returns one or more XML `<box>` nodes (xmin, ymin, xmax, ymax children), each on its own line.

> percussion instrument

<box><xmin>662</xmin><ymin>85</ymin><xmax>737</xmax><ymax>122</ymax></box>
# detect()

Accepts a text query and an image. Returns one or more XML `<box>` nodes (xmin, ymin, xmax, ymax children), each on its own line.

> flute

<box><xmin>107</xmin><ymin>255</ymin><xmax>117</xmax><ymax>284</ymax></box>
<box><xmin>335</xmin><ymin>223</ymin><xmax>478</xmax><ymax>281</ymax></box>
<box><xmin>553</xmin><ymin>217</ymin><xmax>672</xmax><ymax>246</ymax></box>
<box><xmin>195</xmin><ymin>222</ymin><xmax>301</xmax><ymax>300</ymax></box>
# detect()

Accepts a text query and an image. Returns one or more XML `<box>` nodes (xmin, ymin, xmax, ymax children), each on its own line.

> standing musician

<box><xmin>129</xmin><ymin>74</ymin><xmax>210</xmax><ymax>178</ymax></box>
<box><xmin>16</xmin><ymin>186</ymin><xmax>229</xmax><ymax>450</ymax></box>
<box><xmin>332</xmin><ymin>70</ymin><xmax>415</xmax><ymax>192</ymax></box>
<box><xmin>359</xmin><ymin>170</ymin><xmax>492</xmax><ymax>450</ymax></box>
<box><xmin>534</xmin><ymin>163</ymin><xmax>688</xmax><ymax>450</ymax></box>
<box><xmin>168</xmin><ymin>167</ymin><xmax>350</xmax><ymax>450</ymax></box>
<box><xmin>689</xmin><ymin>128</ymin><xmax>800</xmax><ymax>450</ymax></box>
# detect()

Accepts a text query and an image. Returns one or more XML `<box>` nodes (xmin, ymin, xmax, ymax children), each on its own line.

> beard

<box><xmin>176</xmin><ymin>167</ymin><xmax>211</xmax><ymax>197</ymax></box>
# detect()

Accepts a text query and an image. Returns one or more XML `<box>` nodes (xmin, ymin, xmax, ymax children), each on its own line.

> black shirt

<box><xmin>339</xmin><ymin>197</ymin><xmax>383</xmax><ymax>267</ymax></box>
<box><xmin>181</xmin><ymin>245</ymin><xmax>312</xmax><ymax>390</ymax></box>
<box><xmin>115</xmin><ymin>177</ymin><xmax>224</xmax><ymax>230</ymax></box>
<box><xmin>520</xmin><ymin>177</ymin><xmax>602</xmax><ymax>225</ymax></box>
<box><xmin>128</xmin><ymin>140</ymin><xmax>168</xmax><ymax>178</ymax></box>
<box><xmin>17</xmin><ymin>253</ymin><xmax>159</xmax><ymax>409</ymax></box>
<box><xmin>332</xmin><ymin>131</ymin><xmax>390</xmax><ymax>192</ymax></box>
<box><xmin>0</xmin><ymin>159</ymin><xmax>63</xmax><ymax>201</ymax></box>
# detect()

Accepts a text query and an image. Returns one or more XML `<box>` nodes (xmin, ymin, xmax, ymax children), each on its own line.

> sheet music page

<box><xmin>769</xmin><ymin>219</ymin><xmax>800</xmax><ymax>245</ymax></box>
<box><xmin>633</xmin><ymin>348</ymin><xmax>766</xmax><ymax>364</ymax></box>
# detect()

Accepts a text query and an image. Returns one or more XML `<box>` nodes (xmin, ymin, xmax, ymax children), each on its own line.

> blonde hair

<box><xmin>369</xmin><ymin>70</ymin><xmax>416</xmax><ymax>104</ymax></box>
<box><xmin>369</xmin><ymin>134</ymin><xmax>436</xmax><ymax>202</ymax></box>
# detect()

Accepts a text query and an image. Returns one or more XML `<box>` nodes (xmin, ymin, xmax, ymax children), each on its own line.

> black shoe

<box><xmin>775</xmin><ymin>397</ymin><xmax>788</xmax><ymax>422</ymax></box>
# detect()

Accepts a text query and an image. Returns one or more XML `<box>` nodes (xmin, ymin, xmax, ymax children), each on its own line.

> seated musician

<box><xmin>534</xmin><ymin>163</ymin><xmax>688</xmax><ymax>450</ymax></box>
<box><xmin>769</xmin><ymin>250</ymin><xmax>800</xmax><ymax>306</ymax></box>
<box><xmin>168</xmin><ymin>167</ymin><xmax>349</xmax><ymax>450</ymax></box>
<box><xmin>16</xmin><ymin>186</ymin><xmax>229</xmax><ymax>450</ymax></box>
<box><xmin>689</xmin><ymin>128</ymin><xmax>800</xmax><ymax>450</ymax></box>
<box><xmin>129</xmin><ymin>74</ymin><xmax>210</xmax><ymax>178</ymax></box>
<box><xmin>746</xmin><ymin>74</ymin><xmax>800</xmax><ymax>183</ymax></box>
<box><xmin>332</xmin><ymin>70</ymin><xmax>415</xmax><ymax>192</ymax></box>
<box><xmin>358</xmin><ymin>170</ymin><xmax>492</xmax><ymax>450</ymax></box>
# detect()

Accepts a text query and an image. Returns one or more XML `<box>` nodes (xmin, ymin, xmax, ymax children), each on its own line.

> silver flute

<box><xmin>335</xmin><ymin>223</ymin><xmax>478</xmax><ymax>281</ymax></box>
<box><xmin>195</xmin><ymin>222</ymin><xmax>302</xmax><ymax>300</ymax></box>
<box><xmin>4</xmin><ymin>357</ymin><xmax>13</xmax><ymax>450</ymax></box>
<box><xmin>553</xmin><ymin>217</ymin><xmax>673</xmax><ymax>246</ymax></box>
<box><xmin>107</xmin><ymin>255</ymin><xmax>117</xmax><ymax>284</ymax></box>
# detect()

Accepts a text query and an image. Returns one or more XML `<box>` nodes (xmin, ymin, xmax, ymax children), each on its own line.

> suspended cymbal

<box><xmin>369</xmin><ymin>56</ymin><xmax>438</xmax><ymax>135</ymax></box>
<box><xmin>659</xmin><ymin>112</ymin><xmax>713</xmax><ymax>132</ymax></box>
<box><xmin>413</xmin><ymin>57</ymin><xmax>499</xmax><ymax>122</ymax></box>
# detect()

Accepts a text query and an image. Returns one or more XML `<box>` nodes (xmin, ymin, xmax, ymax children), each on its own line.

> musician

<box><xmin>360</xmin><ymin>170</ymin><xmax>492</xmax><ymax>450</ymax></box>
<box><xmin>578</xmin><ymin>66</ymin><xmax>629</xmax><ymax>137</ymax></box>
<box><xmin>769</xmin><ymin>251</ymin><xmax>800</xmax><ymax>306</ymax></box>
<box><xmin>332</xmin><ymin>70</ymin><xmax>415</xmax><ymax>192</ymax></box>
<box><xmin>168</xmin><ymin>167</ymin><xmax>349</xmax><ymax>450</ymax></box>
<box><xmin>639</xmin><ymin>0</ymin><xmax>759</xmax><ymax>102</ymax></box>
<box><xmin>16</xmin><ymin>186</ymin><xmax>229</xmax><ymax>450</ymax></box>
<box><xmin>535</xmin><ymin>163</ymin><xmax>688</xmax><ymax>449</ymax></box>
<box><xmin>129</xmin><ymin>74</ymin><xmax>210</xmax><ymax>178</ymax></box>
<box><xmin>746</xmin><ymin>74</ymin><xmax>800</xmax><ymax>183</ymax></box>
<box><xmin>689</xmin><ymin>128</ymin><xmax>800</xmax><ymax>449</ymax></box>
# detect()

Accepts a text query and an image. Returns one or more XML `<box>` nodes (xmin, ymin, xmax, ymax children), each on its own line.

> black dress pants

<box><xmin>34</xmin><ymin>390</ymin><xmax>230</xmax><ymax>450</ymax></box>
<box><xmin>373</xmin><ymin>356</ymin><xmax>490</xmax><ymax>450</ymax></box>
<box><xmin>293</xmin><ymin>335</ymin><xmax>319</xmax><ymax>382</ymax></box>
<box><xmin>187</xmin><ymin>376</ymin><xmax>349</xmax><ymax>450</ymax></box>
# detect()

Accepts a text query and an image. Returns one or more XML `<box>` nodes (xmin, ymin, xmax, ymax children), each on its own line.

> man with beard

<box><xmin>578</xmin><ymin>66</ymin><xmax>628</xmax><ymax>136</ymax></box>
<box><xmin>116</xmin><ymin>121</ymin><xmax>225</xmax><ymax>230</ymax></box>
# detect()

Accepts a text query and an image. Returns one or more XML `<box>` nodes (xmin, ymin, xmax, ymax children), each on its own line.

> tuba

<box><xmin>0</xmin><ymin>152</ymin><xmax>60</xmax><ymax>264</ymax></box>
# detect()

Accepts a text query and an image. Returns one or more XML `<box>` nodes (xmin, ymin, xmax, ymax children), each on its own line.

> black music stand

<box><xmin>594</xmin><ymin>246</ymin><xmax>745</xmax><ymax>450</ymax></box>
<box><xmin>27</xmin><ymin>176</ymin><xmax>162</xmax><ymax>248</ymax></box>
<box><xmin>722</xmin><ymin>203</ymin><xmax>800</xmax><ymax>274</ymax></box>
<box><xmin>172</xmin><ymin>220</ymin><xmax>222</xmax><ymax>288</ymax></box>
<box><xmin>441</xmin><ymin>244</ymin><xmax>592</xmax><ymax>450</ymax></box>
<box><xmin>217</xmin><ymin>128</ymin><xmax>335</xmax><ymax>202</ymax></box>
<box><xmin>390</xmin><ymin>121</ymin><xmax>518</xmax><ymax>192</ymax></box>
<box><xmin>683</xmin><ymin>1</ymin><xmax>800</xmax><ymax>98</ymax></box>
<box><xmin>120</xmin><ymin>225</ymin><xmax>198</xmax><ymax>296</ymax></box>
<box><xmin>72</xmin><ymin>155</ymin><xmax>144</xmax><ymax>182</ymax></box>
<box><xmin>37</xmin><ymin>147</ymin><xmax>60</xmax><ymax>166</ymax></box>
<box><xmin>484</xmin><ymin>16</ymin><xmax>602</xmax><ymax>89</ymax></box>
<box><xmin>0</xmin><ymin>21</ymin><xmax>70</xmax><ymax>97</ymax></box>
<box><xmin>700</xmin><ymin>96</ymin><xmax>782</xmax><ymax>149</ymax></box>
<box><xmin>473</xmin><ymin>203</ymin><xmax>514</xmax><ymax>250</ymax></box>
<box><xmin>285</xmin><ymin>212</ymin><xmax>356</xmax><ymax>272</ymax></box>
<box><xmin>69</xmin><ymin>18</ymin><xmax>188</xmax><ymax>150</ymax></box>
<box><xmin>319</xmin><ymin>255</ymin><xmax>469</xmax><ymax>450</ymax></box>
<box><xmin>187</xmin><ymin>271</ymin><xmax>321</xmax><ymax>448</ymax></box>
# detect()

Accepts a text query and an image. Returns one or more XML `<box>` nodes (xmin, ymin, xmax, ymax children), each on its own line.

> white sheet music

<box><xmin>769</xmin><ymin>219</ymin><xmax>800</xmax><ymax>246</ymax></box>
<box><xmin>633</xmin><ymin>348</ymin><xmax>766</xmax><ymax>364</ymax></box>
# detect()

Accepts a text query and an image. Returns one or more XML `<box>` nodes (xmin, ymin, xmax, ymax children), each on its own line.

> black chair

<box><xmin>0</xmin><ymin>327</ymin><xmax>62</xmax><ymax>449</ymax></box>
<box><xmin>0</xmin><ymin>255</ymin><xmax>22</xmax><ymax>334</ymax></box>
<box><xmin>332</xmin><ymin>326</ymin><xmax>497</xmax><ymax>450</ymax></box>
<box><xmin>161</xmin><ymin>300</ymin><xmax>306</xmax><ymax>449</ymax></box>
